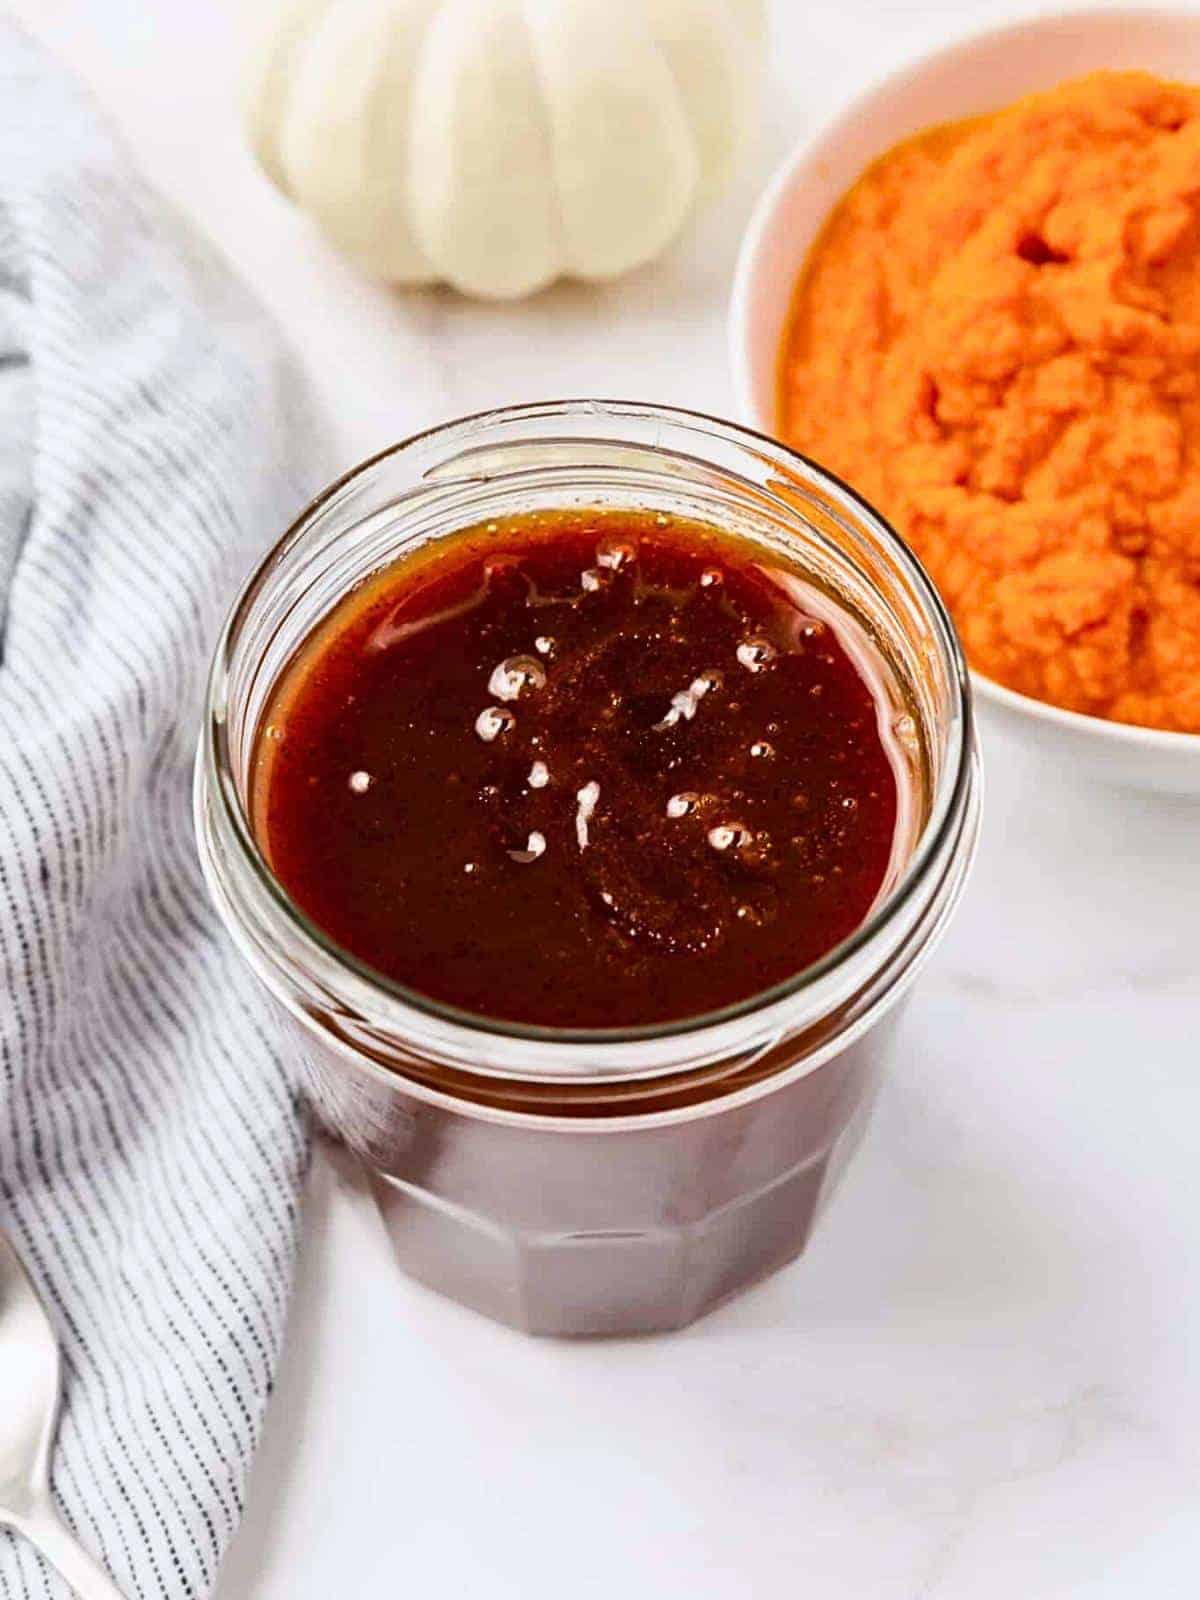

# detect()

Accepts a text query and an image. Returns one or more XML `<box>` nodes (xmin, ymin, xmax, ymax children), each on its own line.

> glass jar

<box><xmin>195</xmin><ymin>401</ymin><xmax>981</xmax><ymax>1336</ymax></box>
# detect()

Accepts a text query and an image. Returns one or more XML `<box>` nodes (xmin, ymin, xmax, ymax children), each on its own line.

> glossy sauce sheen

<box><xmin>252</xmin><ymin>511</ymin><xmax>906</xmax><ymax>1029</ymax></box>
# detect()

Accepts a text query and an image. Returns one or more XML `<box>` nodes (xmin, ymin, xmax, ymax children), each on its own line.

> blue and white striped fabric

<box><xmin>0</xmin><ymin>22</ymin><xmax>323</xmax><ymax>1599</ymax></box>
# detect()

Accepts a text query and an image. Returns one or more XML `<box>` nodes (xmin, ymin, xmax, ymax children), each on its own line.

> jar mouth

<box><xmin>201</xmin><ymin>399</ymin><xmax>975</xmax><ymax>1057</ymax></box>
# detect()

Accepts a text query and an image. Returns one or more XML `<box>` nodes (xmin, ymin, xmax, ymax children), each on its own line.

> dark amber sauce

<box><xmin>252</xmin><ymin>510</ymin><xmax>908</xmax><ymax>1029</ymax></box>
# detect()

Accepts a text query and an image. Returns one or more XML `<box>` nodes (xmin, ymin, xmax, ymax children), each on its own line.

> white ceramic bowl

<box><xmin>730</xmin><ymin>5</ymin><xmax>1200</xmax><ymax>795</ymax></box>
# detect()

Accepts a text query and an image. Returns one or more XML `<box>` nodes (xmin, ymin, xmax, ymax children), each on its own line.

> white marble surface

<box><xmin>19</xmin><ymin>0</ymin><xmax>1200</xmax><ymax>1594</ymax></box>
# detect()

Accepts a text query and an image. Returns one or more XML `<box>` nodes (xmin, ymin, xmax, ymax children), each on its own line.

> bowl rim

<box><xmin>728</xmin><ymin>1</ymin><xmax>1200</xmax><ymax>756</ymax></box>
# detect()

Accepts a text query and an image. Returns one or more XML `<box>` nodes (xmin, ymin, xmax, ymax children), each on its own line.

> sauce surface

<box><xmin>252</xmin><ymin>510</ymin><xmax>909</xmax><ymax>1029</ymax></box>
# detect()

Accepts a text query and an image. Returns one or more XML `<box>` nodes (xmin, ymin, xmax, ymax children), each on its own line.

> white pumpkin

<box><xmin>245</xmin><ymin>0</ymin><xmax>767</xmax><ymax>299</ymax></box>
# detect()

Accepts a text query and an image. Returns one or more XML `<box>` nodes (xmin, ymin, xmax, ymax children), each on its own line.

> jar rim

<box><xmin>201</xmin><ymin>399</ymin><xmax>975</xmax><ymax>1060</ymax></box>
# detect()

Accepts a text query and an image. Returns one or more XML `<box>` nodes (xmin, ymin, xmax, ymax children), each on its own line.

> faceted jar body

<box><xmin>196</xmin><ymin>402</ymin><xmax>981</xmax><ymax>1336</ymax></box>
<box><xmin>291</xmin><ymin>1006</ymin><xmax>897</xmax><ymax>1335</ymax></box>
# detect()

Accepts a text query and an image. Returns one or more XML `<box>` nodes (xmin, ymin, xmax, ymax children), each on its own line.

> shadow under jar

<box><xmin>195</xmin><ymin>401</ymin><xmax>981</xmax><ymax>1337</ymax></box>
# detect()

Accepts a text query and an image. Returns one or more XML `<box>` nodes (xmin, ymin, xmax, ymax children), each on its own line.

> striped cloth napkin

<box><xmin>0</xmin><ymin>21</ymin><xmax>324</xmax><ymax>1599</ymax></box>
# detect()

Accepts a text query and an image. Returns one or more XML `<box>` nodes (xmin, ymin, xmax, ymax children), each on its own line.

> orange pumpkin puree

<box><xmin>780</xmin><ymin>71</ymin><xmax>1200</xmax><ymax>732</ymax></box>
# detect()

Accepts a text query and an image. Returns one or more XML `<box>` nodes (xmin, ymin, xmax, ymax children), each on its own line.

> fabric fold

<box><xmin>0</xmin><ymin>20</ymin><xmax>323</xmax><ymax>1599</ymax></box>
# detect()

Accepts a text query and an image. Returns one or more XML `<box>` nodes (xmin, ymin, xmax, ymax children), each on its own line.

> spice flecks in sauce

<box><xmin>252</xmin><ymin>510</ymin><xmax>913</xmax><ymax>1028</ymax></box>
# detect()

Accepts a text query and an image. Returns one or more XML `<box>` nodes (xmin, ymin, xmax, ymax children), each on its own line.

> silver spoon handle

<box><xmin>16</xmin><ymin>1505</ymin><xmax>130</xmax><ymax>1600</ymax></box>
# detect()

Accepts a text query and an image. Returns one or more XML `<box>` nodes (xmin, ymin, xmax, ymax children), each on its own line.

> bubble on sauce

<box><xmin>575</xmin><ymin>780</ymin><xmax>600</xmax><ymax>850</ymax></box>
<box><xmin>666</xmin><ymin>791</ymin><xmax>698</xmax><ymax>819</ymax></box>
<box><xmin>580</xmin><ymin>568</ymin><xmax>607</xmax><ymax>593</ymax></box>
<box><xmin>700</xmin><ymin>568</ymin><xmax>723</xmax><ymax>588</ymax></box>
<box><xmin>534</xmin><ymin>635</ymin><xmax>555</xmax><ymax>656</ymax></box>
<box><xmin>508</xmin><ymin>831</ymin><xmax>546</xmax><ymax>864</ymax></box>
<box><xmin>736</xmin><ymin>638</ymin><xmax>777</xmax><ymax>673</ymax></box>
<box><xmin>654</xmin><ymin>513</ymin><xmax>670</xmax><ymax>528</ymax></box>
<box><xmin>464</xmin><ymin>862</ymin><xmax>478</xmax><ymax>875</ymax></box>
<box><xmin>475</xmin><ymin>705</ymin><xmax>516</xmax><ymax>742</ymax></box>
<box><xmin>801</xmin><ymin>620</ymin><xmax>826</xmax><ymax>640</ymax></box>
<box><xmin>736</xmin><ymin>891</ymin><xmax>778</xmax><ymax>927</ymax></box>
<box><xmin>596</xmin><ymin>538</ymin><xmax>636</xmax><ymax>571</ymax></box>
<box><xmin>749</xmin><ymin>740</ymin><xmax>774</xmax><ymax>759</ymax></box>
<box><xmin>708</xmin><ymin>823</ymin><xmax>751</xmax><ymax>853</ymax></box>
<box><xmin>488</xmin><ymin>654</ymin><xmax>547</xmax><ymax>702</ymax></box>
<box><xmin>654</xmin><ymin>670</ymin><xmax>723</xmax><ymax>730</ymax></box>
<box><xmin>264</xmin><ymin>724</ymin><xmax>283</xmax><ymax>742</ymax></box>
<box><xmin>528</xmin><ymin>760</ymin><xmax>550</xmax><ymax>789</ymax></box>
<box><xmin>348</xmin><ymin>769</ymin><xmax>372</xmax><ymax>794</ymax></box>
